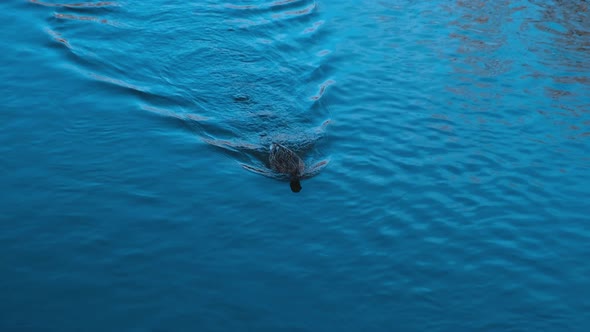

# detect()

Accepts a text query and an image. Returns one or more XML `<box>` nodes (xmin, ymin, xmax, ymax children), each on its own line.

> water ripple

<box><xmin>221</xmin><ymin>0</ymin><xmax>318</xmax><ymax>29</ymax></box>
<box><xmin>53</xmin><ymin>12</ymin><xmax>119</xmax><ymax>26</ymax></box>
<box><xmin>30</xmin><ymin>0</ymin><xmax>118</xmax><ymax>9</ymax></box>
<box><xmin>3</xmin><ymin>0</ymin><xmax>589</xmax><ymax>330</ymax></box>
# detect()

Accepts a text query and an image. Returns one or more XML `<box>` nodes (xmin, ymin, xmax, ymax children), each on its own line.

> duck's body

<box><xmin>238</xmin><ymin>142</ymin><xmax>329</xmax><ymax>193</ymax></box>
<box><xmin>269</xmin><ymin>143</ymin><xmax>305</xmax><ymax>192</ymax></box>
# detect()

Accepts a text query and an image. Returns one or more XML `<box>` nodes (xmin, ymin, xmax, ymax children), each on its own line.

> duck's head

<box><xmin>290</xmin><ymin>179</ymin><xmax>302</xmax><ymax>193</ymax></box>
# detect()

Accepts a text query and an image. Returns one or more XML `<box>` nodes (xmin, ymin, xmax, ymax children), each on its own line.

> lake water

<box><xmin>1</xmin><ymin>0</ymin><xmax>589</xmax><ymax>331</ymax></box>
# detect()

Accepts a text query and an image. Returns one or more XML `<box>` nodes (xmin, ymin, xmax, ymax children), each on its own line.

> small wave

<box><xmin>222</xmin><ymin>0</ymin><xmax>318</xmax><ymax>28</ymax></box>
<box><xmin>303</xmin><ymin>20</ymin><xmax>324</xmax><ymax>34</ymax></box>
<box><xmin>87</xmin><ymin>72</ymin><xmax>192</xmax><ymax>108</ymax></box>
<box><xmin>29</xmin><ymin>0</ymin><xmax>118</xmax><ymax>9</ymax></box>
<box><xmin>271</xmin><ymin>0</ymin><xmax>299</xmax><ymax>7</ymax></box>
<box><xmin>204</xmin><ymin>138</ymin><xmax>262</xmax><ymax>153</ymax></box>
<box><xmin>53</xmin><ymin>12</ymin><xmax>118</xmax><ymax>26</ymax></box>
<box><xmin>272</xmin><ymin>2</ymin><xmax>316</xmax><ymax>20</ymax></box>
<box><xmin>224</xmin><ymin>4</ymin><xmax>257</xmax><ymax>10</ymax></box>
<box><xmin>141</xmin><ymin>105</ymin><xmax>208</xmax><ymax>122</ymax></box>
<box><xmin>89</xmin><ymin>72</ymin><xmax>146</xmax><ymax>92</ymax></box>
<box><xmin>310</xmin><ymin>79</ymin><xmax>335</xmax><ymax>101</ymax></box>
<box><xmin>222</xmin><ymin>0</ymin><xmax>314</xmax><ymax>12</ymax></box>
<box><xmin>46</xmin><ymin>28</ymin><xmax>72</xmax><ymax>48</ymax></box>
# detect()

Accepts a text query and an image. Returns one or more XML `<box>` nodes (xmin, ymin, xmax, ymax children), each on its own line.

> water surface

<box><xmin>1</xmin><ymin>0</ymin><xmax>589</xmax><ymax>331</ymax></box>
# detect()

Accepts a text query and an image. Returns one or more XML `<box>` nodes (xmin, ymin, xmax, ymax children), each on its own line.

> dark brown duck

<box><xmin>269</xmin><ymin>143</ymin><xmax>305</xmax><ymax>192</ymax></box>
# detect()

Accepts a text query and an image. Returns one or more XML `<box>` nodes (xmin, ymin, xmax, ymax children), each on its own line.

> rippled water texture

<box><xmin>1</xmin><ymin>0</ymin><xmax>589</xmax><ymax>331</ymax></box>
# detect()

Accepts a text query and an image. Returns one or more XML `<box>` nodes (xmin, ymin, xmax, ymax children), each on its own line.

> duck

<box><xmin>239</xmin><ymin>142</ymin><xmax>329</xmax><ymax>193</ymax></box>
<box><xmin>269</xmin><ymin>143</ymin><xmax>305</xmax><ymax>192</ymax></box>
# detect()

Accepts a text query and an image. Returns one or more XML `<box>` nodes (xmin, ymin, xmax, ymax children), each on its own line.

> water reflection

<box><xmin>446</xmin><ymin>0</ymin><xmax>513</xmax><ymax>113</ymax></box>
<box><xmin>527</xmin><ymin>0</ymin><xmax>590</xmax><ymax>74</ymax></box>
<box><xmin>443</xmin><ymin>0</ymin><xmax>589</xmax><ymax>143</ymax></box>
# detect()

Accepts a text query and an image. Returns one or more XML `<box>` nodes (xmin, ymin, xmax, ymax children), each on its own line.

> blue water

<box><xmin>1</xmin><ymin>0</ymin><xmax>589</xmax><ymax>331</ymax></box>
